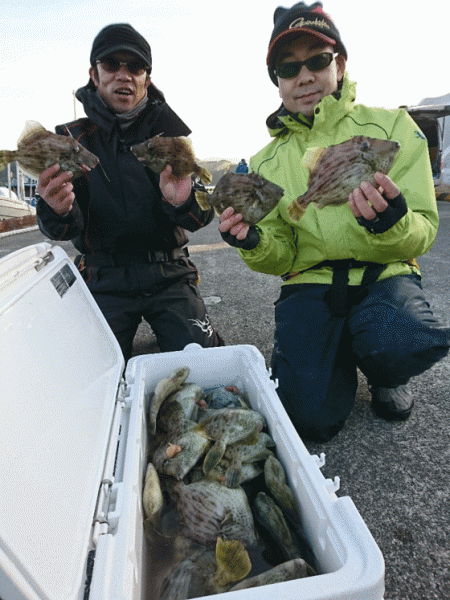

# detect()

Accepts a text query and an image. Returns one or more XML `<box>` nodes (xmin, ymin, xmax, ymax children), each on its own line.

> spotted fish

<box><xmin>288</xmin><ymin>136</ymin><xmax>401</xmax><ymax>221</ymax></box>
<box><xmin>229</xmin><ymin>558</ymin><xmax>314</xmax><ymax>591</ymax></box>
<box><xmin>0</xmin><ymin>121</ymin><xmax>99</xmax><ymax>179</ymax></box>
<box><xmin>131</xmin><ymin>135</ymin><xmax>212</xmax><ymax>184</ymax></box>
<box><xmin>173</xmin><ymin>479</ymin><xmax>258</xmax><ymax>547</ymax></box>
<box><xmin>195</xmin><ymin>171</ymin><xmax>284</xmax><ymax>225</ymax></box>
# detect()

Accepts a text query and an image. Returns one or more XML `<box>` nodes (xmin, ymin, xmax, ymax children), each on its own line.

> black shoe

<box><xmin>370</xmin><ymin>384</ymin><xmax>413</xmax><ymax>421</ymax></box>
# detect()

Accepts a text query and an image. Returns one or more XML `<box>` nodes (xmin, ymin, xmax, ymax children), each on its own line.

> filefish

<box><xmin>195</xmin><ymin>408</ymin><xmax>265</xmax><ymax>476</ymax></box>
<box><xmin>159</xmin><ymin>538</ymin><xmax>251</xmax><ymax>600</ymax></box>
<box><xmin>142</xmin><ymin>463</ymin><xmax>164</xmax><ymax>523</ymax></box>
<box><xmin>223</xmin><ymin>432</ymin><xmax>275</xmax><ymax>488</ymax></box>
<box><xmin>229</xmin><ymin>558</ymin><xmax>314</xmax><ymax>591</ymax></box>
<box><xmin>264</xmin><ymin>455</ymin><xmax>298</xmax><ymax>518</ymax></box>
<box><xmin>148</xmin><ymin>367</ymin><xmax>191</xmax><ymax>435</ymax></box>
<box><xmin>287</xmin><ymin>136</ymin><xmax>401</xmax><ymax>221</ymax></box>
<box><xmin>264</xmin><ymin>455</ymin><xmax>316</xmax><ymax>568</ymax></box>
<box><xmin>0</xmin><ymin>121</ymin><xmax>99</xmax><ymax>179</ymax></box>
<box><xmin>253</xmin><ymin>491</ymin><xmax>304</xmax><ymax>561</ymax></box>
<box><xmin>195</xmin><ymin>171</ymin><xmax>284</xmax><ymax>225</ymax></box>
<box><xmin>174</xmin><ymin>479</ymin><xmax>258</xmax><ymax>547</ymax></box>
<box><xmin>205</xmin><ymin>386</ymin><xmax>249</xmax><ymax>410</ymax></box>
<box><xmin>131</xmin><ymin>135</ymin><xmax>212</xmax><ymax>184</ymax></box>
<box><xmin>152</xmin><ymin>430</ymin><xmax>210</xmax><ymax>480</ymax></box>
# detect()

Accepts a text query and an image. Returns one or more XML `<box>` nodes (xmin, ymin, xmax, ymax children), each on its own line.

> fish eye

<box><xmin>361</xmin><ymin>141</ymin><xmax>370</xmax><ymax>151</ymax></box>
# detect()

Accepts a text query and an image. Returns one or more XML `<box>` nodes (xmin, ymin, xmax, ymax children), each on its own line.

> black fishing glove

<box><xmin>220</xmin><ymin>225</ymin><xmax>260</xmax><ymax>250</ymax></box>
<box><xmin>356</xmin><ymin>191</ymin><xmax>408</xmax><ymax>234</ymax></box>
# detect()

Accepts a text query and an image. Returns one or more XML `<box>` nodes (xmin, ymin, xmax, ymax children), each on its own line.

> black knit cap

<box><xmin>90</xmin><ymin>23</ymin><xmax>152</xmax><ymax>73</ymax></box>
<box><xmin>267</xmin><ymin>2</ymin><xmax>347</xmax><ymax>85</ymax></box>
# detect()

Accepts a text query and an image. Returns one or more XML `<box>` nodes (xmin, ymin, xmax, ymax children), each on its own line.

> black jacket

<box><xmin>36</xmin><ymin>83</ymin><xmax>214</xmax><ymax>258</ymax></box>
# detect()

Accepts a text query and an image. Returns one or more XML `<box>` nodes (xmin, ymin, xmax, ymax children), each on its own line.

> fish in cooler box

<box><xmin>0</xmin><ymin>243</ymin><xmax>385</xmax><ymax>600</ymax></box>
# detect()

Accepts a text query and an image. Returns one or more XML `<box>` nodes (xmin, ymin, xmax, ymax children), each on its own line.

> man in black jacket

<box><xmin>36</xmin><ymin>23</ymin><xmax>222</xmax><ymax>360</ymax></box>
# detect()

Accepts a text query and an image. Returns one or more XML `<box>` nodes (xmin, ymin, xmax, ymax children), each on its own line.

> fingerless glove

<box><xmin>220</xmin><ymin>225</ymin><xmax>260</xmax><ymax>250</ymax></box>
<box><xmin>356</xmin><ymin>191</ymin><xmax>408</xmax><ymax>234</ymax></box>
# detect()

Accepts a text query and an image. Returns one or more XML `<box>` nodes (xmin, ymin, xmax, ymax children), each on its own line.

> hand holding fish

<box><xmin>348</xmin><ymin>172</ymin><xmax>400</xmax><ymax>221</ymax></box>
<box><xmin>36</xmin><ymin>164</ymin><xmax>75</xmax><ymax>216</ymax></box>
<box><xmin>219</xmin><ymin>207</ymin><xmax>250</xmax><ymax>241</ymax></box>
<box><xmin>159</xmin><ymin>164</ymin><xmax>192</xmax><ymax>206</ymax></box>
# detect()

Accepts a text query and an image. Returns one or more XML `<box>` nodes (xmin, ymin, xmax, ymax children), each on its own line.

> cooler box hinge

<box><xmin>92</xmin><ymin>381</ymin><xmax>128</xmax><ymax>545</ymax></box>
<box><xmin>34</xmin><ymin>250</ymin><xmax>55</xmax><ymax>271</ymax></box>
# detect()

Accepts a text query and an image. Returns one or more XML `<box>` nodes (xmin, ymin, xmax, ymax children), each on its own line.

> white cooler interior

<box><xmin>108</xmin><ymin>344</ymin><xmax>385</xmax><ymax>600</ymax></box>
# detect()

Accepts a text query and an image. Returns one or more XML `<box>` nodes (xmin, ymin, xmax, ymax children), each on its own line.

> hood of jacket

<box><xmin>74</xmin><ymin>80</ymin><xmax>188</xmax><ymax>139</ymax></box>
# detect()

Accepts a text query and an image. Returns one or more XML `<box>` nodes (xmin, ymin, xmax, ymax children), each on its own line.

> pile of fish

<box><xmin>143</xmin><ymin>367</ymin><xmax>317</xmax><ymax>600</ymax></box>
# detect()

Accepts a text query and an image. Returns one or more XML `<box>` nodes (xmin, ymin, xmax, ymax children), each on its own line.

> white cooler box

<box><xmin>0</xmin><ymin>243</ymin><xmax>385</xmax><ymax>600</ymax></box>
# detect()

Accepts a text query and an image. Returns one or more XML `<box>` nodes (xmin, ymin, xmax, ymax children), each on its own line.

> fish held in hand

<box><xmin>0</xmin><ymin>121</ymin><xmax>99</xmax><ymax>179</ymax></box>
<box><xmin>131</xmin><ymin>135</ymin><xmax>212</xmax><ymax>184</ymax></box>
<box><xmin>288</xmin><ymin>136</ymin><xmax>401</xmax><ymax>221</ymax></box>
<box><xmin>195</xmin><ymin>171</ymin><xmax>284</xmax><ymax>225</ymax></box>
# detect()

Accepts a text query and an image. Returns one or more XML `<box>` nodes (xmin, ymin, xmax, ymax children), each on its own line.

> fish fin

<box><xmin>195</xmin><ymin>166</ymin><xmax>212</xmax><ymax>185</ymax></box>
<box><xmin>203</xmin><ymin>440</ymin><xmax>227</xmax><ymax>475</ymax></box>
<box><xmin>302</xmin><ymin>146</ymin><xmax>326</xmax><ymax>176</ymax></box>
<box><xmin>17</xmin><ymin>121</ymin><xmax>47</xmax><ymax>145</ymax></box>
<box><xmin>194</xmin><ymin>189</ymin><xmax>212</xmax><ymax>211</ymax></box>
<box><xmin>0</xmin><ymin>150</ymin><xmax>17</xmax><ymax>171</ymax></box>
<box><xmin>213</xmin><ymin>538</ymin><xmax>252</xmax><ymax>587</ymax></box>
<box><xmin>287</xmin><ymin>198</ymin><xmax>308</xmax><ymax>221</ymax></box>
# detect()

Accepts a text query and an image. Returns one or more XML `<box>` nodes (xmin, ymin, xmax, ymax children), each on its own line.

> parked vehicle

<box><xmin>404</xmin><ymin>103</ymin><xmax>450</xmax><ymax>200</ymax></box>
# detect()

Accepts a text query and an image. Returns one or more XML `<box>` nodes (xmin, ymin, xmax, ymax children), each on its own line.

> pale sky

<box><xmin>1</xmin><ymin>0</ymin><xmax>449</xmax><ymax>161</ymax></box>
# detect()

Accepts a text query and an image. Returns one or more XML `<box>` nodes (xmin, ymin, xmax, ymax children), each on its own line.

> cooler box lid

<box><xmin>0</xmin><ymin>243</ymin><xmax>124</xmax><ymax>600</ymax></box>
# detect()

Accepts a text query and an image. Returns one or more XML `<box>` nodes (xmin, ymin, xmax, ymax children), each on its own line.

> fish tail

<box><xmin>213</xmin><ymin>538</ymin><xmax>251</xmax><ymax>587</ymax></box>
<box><xmin>194</xmin><ymin>189</ymin><xmax>212</xmax><ymax>211</ymax></box>
<box><xmin>287</xmin><ymin>197</ymin><xmax>308</xmax><ymax>221</ymax></box>
<box><xmin>0</xmin><ymin>150</ymin><xmax>16</xmax><ymax>171</ymax></box>
<box><xmin>203</xmin><ymin>440</ymin><xmax>226</xmax><ymax>475</ymax></box>
<box><xmin>195</xmin><ymin>166</ymin><xmax>212</xmax><ymax>185</ymax></box>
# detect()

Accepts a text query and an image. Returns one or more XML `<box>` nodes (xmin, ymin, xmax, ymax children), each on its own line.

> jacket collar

<box><xmin>74</xmin><ymin>82</ymin><xmax>166</xmax><ymax>139</ymax></box>
<box><xmin>266</xmin><ymin>74</ymin><xmax>356</xmax><ymax>137</ymax></box>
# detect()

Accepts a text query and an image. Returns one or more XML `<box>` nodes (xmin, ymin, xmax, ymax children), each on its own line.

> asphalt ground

<box><xmin>1</xmin><ymin>203</ymin><xmax>449</xmax><ymax>600</ymax></box>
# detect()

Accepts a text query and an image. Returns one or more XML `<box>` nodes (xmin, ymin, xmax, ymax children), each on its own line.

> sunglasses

<box><xmin>274</xmin><ymin>52</ymin><xmax>335</xmax><ymax>79</ymax></box>
<box><xmin>97</xmin><ymin>57</ymin><xmax>148</xmax><ymax>76</ymax></box>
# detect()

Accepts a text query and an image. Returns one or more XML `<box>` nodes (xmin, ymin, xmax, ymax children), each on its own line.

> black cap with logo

<box><xmin>267</xmin><ymin>2</ymin><xmax>347</xmax><ymax>85</ymax></box>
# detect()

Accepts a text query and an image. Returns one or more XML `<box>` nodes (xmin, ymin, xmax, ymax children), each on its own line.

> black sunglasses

<box><xmin>274</xmin><ymin>52</ymin><xmax>335</xmax><ymax>79</ymax></box>
<box><xmin>97</xmin><ymin>57</ymin><xmax>148</xmax><ymax>76</ymax></box>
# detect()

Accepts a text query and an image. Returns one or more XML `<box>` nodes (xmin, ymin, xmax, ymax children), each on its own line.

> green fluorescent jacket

<box><xmin>242</xmin><ymin>75</ymin><xmax>438</xmax><ymax>286</ymax></box>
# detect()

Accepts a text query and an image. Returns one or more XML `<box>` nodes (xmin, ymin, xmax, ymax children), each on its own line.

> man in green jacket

<box><xmin>219</xmin><ymin>1</ymin><xmax>450</xmax><ymax>441</ymax></box>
